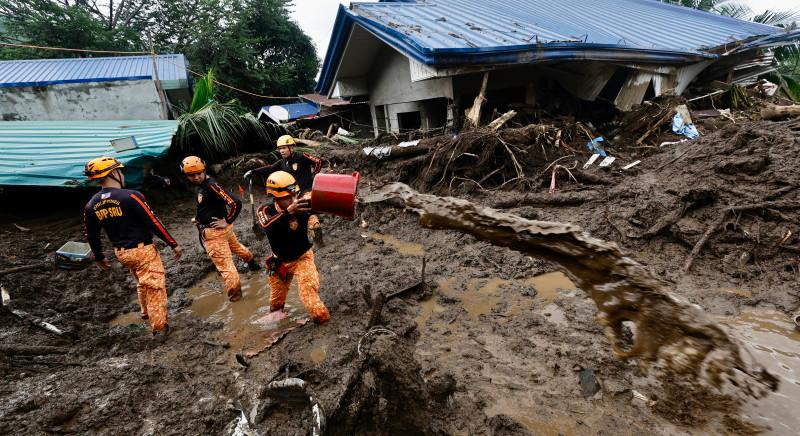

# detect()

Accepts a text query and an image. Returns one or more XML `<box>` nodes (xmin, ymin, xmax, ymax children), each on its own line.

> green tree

<box><xmin>0</xmin><ymin>0</ymin><xmax>320</xmax><ymax>108</ymax></box>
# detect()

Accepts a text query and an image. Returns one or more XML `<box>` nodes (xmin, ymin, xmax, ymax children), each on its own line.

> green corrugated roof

<box><xmin>0</xmin><ymin>120</ymin><xmax>178</xmax><ymax>188</ymax></box>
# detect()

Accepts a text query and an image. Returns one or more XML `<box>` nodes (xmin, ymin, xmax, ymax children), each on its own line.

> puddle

<box><xmin>723</xmin><ymin>310</ymin><xmax>800</xmax><ymax>435</ymax></box>
<box><xmin>309</xmin><ymin>346</ymin><xmax>327</xmax><ymax>364</ymax></box>
<box><xmin>368</xmin><ymin>232</ymin><xmax>424</xmax><ymax>256</ymax></box>
<box><xmin>187</xmin><ymin>271</ymin><xmax>309</xmax><ymax>356</ymax></box>
<box><xmin>110</xmin><ymin>311</ymin><xmax>145</xmax><ymax>327</ymax></box>
<box><xmin>415</xmin><ymin>297</ymin><xmax>447</xmax><ymax>330</ymax></box>
<box><xmin>528</xmin><ymin>271</ymin><xmax>577</xmax><ymax>302</ymax></box>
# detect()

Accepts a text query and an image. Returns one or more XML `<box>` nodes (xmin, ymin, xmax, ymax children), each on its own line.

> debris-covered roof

<box><xmin>258</xmin><ymin>102</ymin><xmax>320</xmax><ymax>123</ymax></box>
<box><xmin>317</xmin><ymin>0</ymin><xmax>800</xmax><ymax>93</ymax></box>
<box><xmin>0</xmin><ymin>120</ymin><xmax>178</xmax><ymax>188</ymax></box>
<box><xmin>299</xmin><ymin>93</ymin><xmax>352</xmax><ymax>107</ymax></box>
<box><xmin>0</xmin><ymin>54</ymin><xmax>189</xmax><ymax>89</ymax></box>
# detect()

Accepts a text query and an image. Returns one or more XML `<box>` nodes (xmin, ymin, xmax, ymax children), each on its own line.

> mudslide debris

<box><xmin>365</xmin><ymin>183</ymin><xmax>778</xmax><ymax>397</ymax></box>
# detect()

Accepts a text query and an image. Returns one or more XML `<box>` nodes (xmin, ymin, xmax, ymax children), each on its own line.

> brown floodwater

<box><xmin>367</xmin><ymin>231</ymin><xmax>425</xmax><ymax>256</ymax></box>
<box><xmin>724</xmin><ymin>310</ymin><xmax>800</xmax><ymax>435</ymax></box>
<box><xmin>111</xmin><ymin>271</ymin><xmax>309</xmax><ymax>357</ymax></box>
<box><xmin>187</xmin><ymin>271</ymin><xmax>308</xmax><ymax>356</ymax></box>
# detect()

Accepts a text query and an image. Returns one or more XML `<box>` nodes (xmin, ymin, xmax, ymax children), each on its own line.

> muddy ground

<box><xmin>1</xmin><ymin>109</ymin><xmax>799</xmax><ymax>435</ymax></box>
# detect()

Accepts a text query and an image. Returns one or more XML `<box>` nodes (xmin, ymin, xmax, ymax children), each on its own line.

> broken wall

<box><xmin>0</xmin><ymin>80</ymin><xmax>165</xmax><ymax>121</ymax></box>
<box><xmin>368</xmin><ymin>47</ymin><xmax>453</xmax><ymax>135</ymax></box>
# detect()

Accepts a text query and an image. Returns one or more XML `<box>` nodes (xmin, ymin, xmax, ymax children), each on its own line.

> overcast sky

<box><xmin>290</xmin><ymin>0</ymin><xmax>800</xmax><ymax>65</ymax></box>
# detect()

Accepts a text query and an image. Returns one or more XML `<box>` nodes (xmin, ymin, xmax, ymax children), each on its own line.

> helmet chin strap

<box><xmin>110</xmin><ymin>169</ymin><xmax>124</xmax><ymax>188</ymax></box>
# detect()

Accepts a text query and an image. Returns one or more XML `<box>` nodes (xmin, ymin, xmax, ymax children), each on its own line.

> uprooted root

<box><xmin>365</xmin><ymin>183</ymin><xmax>779</xmax><ymax>399</ymax></box>
<box><xmin>419</xmin><ymin>123</ymin><xmax>586</xmax><ymax>192</ymax></box>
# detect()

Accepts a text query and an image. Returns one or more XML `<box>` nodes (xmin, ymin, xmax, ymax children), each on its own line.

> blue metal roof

<box><xmin>258</xmin><ymin>102</ymin><xmax>320</xmax><ymax>123</ymax></box>
<box><xmin>0</xmin><ymin>54</ymin><xmax>188</xmax><ymax>88</ymax></box>
<box><xmin>0</xmin><ymin>120</ymin><xmax>178</xmax><ymax>187</ymax></box>
<box><xmin>317</xmin><ymin>0</ymin><xmax>800</xmax><ymax>93</ymax></box>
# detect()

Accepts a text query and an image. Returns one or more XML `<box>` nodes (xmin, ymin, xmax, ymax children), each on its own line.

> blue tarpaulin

<box><xmin>0</xmin><ymin>120</ymin><xmax>178</xmax><ymax>188</ymax></box>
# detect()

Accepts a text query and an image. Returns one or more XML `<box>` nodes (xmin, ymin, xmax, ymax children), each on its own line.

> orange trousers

<box><xmin>203</xmin><ymin>225</ymin><xmax>253</xmax><ymax>297</ymax></box>
<box><xmin>114</xmin><ymin>244</ymin><xmax>168</xmax><ymax>332</ymax></box>
<box><xmin>269</xmin><ymin>250</ymin><xmax>330</xmax><ymax>323</ymax></box>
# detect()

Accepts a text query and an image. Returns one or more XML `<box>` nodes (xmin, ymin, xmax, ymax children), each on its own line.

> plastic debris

<box><xmin>598</xmin><ymin>156</ymin><xmax>616</xmax><ymax>167</ymax></box>
<box><xmin>622</xmin><ymin>160</ymin><xmax>641</xmax><ymax>170</ymax></box>
<box><xmin>362</xmin><ymin>146</ymin><xmax>392</xmax><ymax>159</ymax></box>
<box><xmin>398</xmin><ymin>139</ymin><xmax>421</xmax><ymax>148</ymax></box>
<box><xmin>659</xmin><ymin>139</ymin><xmax>687</xmax><ymax>148</ymax></box>
<box><xmin>585</xmin><ymin>137</ymin><xmax>607</xmax><ymax>157</ymax></box>
<box><xmin>672</xmin><ymin>112</ymin><xmax>700</xmax><ymax>139</ymax></box>
<box><xmin>583</xmin><ymin>153</ymin><xmax>601</xmax><ymax>169</ymax></box>
<box><xmin>760</xmin><ymin>80</ymin><xmax>778</xmax><ymax>97</ymax></box>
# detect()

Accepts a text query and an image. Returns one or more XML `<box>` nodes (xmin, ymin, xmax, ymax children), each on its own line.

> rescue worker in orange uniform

<box><xmin>245</xmin><ymin>135</ymin><xmax>324</xmax><ymax>238</ymax></box>
<box><xmin>182</xmin><ymin>156</ymin><xmax>260</xmax><ymax>302</ymax></box>
<box><xmin>83</xmin><ymin>157</ymin><xmax>182</xmax><ymax>336</ymax></box>
<box><xmin>256</xmin><ymin>171</ymin><xmax>330</xmax><ymax>324</ymax></box>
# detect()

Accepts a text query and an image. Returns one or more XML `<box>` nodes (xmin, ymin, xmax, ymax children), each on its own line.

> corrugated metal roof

<box><xmin>0</xmin><ymin>54</ymin><xmax>189</xmax><ymax>88</ymax></box>
<box><xmin>317</xmin><ymin>0</ymin><xmax>800</xmax><ymax>93</ymax></box>
<box><xmin>0</xmin><ymin>120</ymin><xmax>178</xmax><ymax>187</ymax></box>
<box><xmin>258</xmin><ymin>102</ymin><xmax>320</xmax><ymax>123</ymax></box>
<box><xmin>300</xmin><ymin>93</ymin><xmax>351</xmax><ymax>107</ymax></box>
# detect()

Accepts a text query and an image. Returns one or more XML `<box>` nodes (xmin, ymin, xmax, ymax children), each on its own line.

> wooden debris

<box><xmin>464</xmin><ymin>72</ymin><xmax>490</xmax><ymax>129</ymax></box>
<box><xmin>488</xmin><ymin>110</ymin><xmax>517</xmax><ymax>131</ymax></box>
<box><xmin>761</xmin><ymin>104</ymin><xmax>800</xmax><ymax>120</ymax></box>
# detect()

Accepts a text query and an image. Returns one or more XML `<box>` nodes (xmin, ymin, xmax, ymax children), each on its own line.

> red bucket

<box><xmin>311</xmin><ymin>172</ymin><xmax>360</xmax><ymax>221</ymax></box>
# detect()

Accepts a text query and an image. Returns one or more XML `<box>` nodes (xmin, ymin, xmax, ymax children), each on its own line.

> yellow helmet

<box><xmin>180</xmin><ymin>156</ymin><xmax>206</xmax><ymax>175</ymax></box>
<box><xmin>276</xmin><ymin>135</ymin><xmax>296</xmax><ymax>148</ymax></box>
<box><xmin>266</xmin><ymin>171</ymin><xmax>299</xmax><ymax>198</ymax></box>
<box><xmin>85</xmin><ymin>156</ymin><xmax>124</xmax><ymax>180</ymax></box>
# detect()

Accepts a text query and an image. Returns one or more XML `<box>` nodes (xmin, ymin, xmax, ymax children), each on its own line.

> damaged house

<box><xmin>0</xmin><ymin>54</ymin><xmax>190</xmax><ymax>121</ymax></box>
<box><xmin>316</xmin><ymin>0</ymin><xmax>800</xmax><ymax>136</ymax></box>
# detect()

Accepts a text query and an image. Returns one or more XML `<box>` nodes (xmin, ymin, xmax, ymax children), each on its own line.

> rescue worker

<box><xmin>182</xmin><ymin>156</ymin><xmax>260</xmax><ymax>302</ymax></box>
<box><xmin>244</xmin><ymin>135</ymin><xmax>324</xmax><ymax>239</ymax></box>
<box><xmin>83</xmin><ymin>156</ymin><xmax>181</xmax><ymax>336</ymax></box>
<box><xmin>245</xmin><ymin>134</ymin><xmax>323</xmax><ymax>194</ymax></box>
<box><xmin>256</xmin><ymin>171</ymin><xmax>330</xmax><ymax>324</ymax></box>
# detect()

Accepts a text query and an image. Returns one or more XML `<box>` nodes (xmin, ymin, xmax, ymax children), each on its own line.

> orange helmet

<box><xmin>276</xmin><ymin>135</ymin><xmax>296</xmax><ymax>148</ymax></box>
<box><xmin>266</xmin><ymin>171</ymin><xmax>299</xmax><ymax>198</ymax></box>
<box><xmin>85</xmin><ymin>156</ymin><xmax>124</xmax><ymax>180</ymax></box>
<box><xmin>180</xmin><ymin>156</ymin><xmax>206</xmax><ymax>175</ymax></box>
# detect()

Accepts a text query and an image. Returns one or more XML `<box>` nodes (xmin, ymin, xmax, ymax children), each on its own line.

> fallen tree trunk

<box><xmin>761</xmin><ymin>104</ymin><xmax>800</xmax><ymax>120</ymax></box>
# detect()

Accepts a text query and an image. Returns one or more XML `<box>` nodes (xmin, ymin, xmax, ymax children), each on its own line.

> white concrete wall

<box><xmin>368</xmin><ymin>48</ymin><xmax>452</xmax><ymax>106</ymax></box>
<box><xmin>0</xmin><ymin>80</ymin><xmax>165</xmax><ymax>121</ymax></box>
<box><xmin>367</xmin><ymin>47</ymin><xmax>453</xmax><ymax>135</ymax></box>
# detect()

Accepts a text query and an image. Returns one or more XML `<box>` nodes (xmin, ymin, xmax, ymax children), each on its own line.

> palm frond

<box><xmin>752</xmin><ymin>9</ymin><xmax>800</xmax><ymax>25</ymax></box>
<box><xmin>189</xmin><ymin>69</ymin><xmax>215</xmax><ymax>113</ymax></box>
<box><xmin>712</xmin><ymin>1</ymin><xmax>752</xmax><ymax>19</ymax></box>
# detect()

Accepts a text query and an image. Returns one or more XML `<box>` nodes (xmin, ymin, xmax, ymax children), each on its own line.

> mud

<box><xmin>367</xmin><ymin>183</ymin><xmax>777</xmax><ymax>395</ymax></box>
<box><xmin>1</xmin><ymin>113</ymin><xmax>799</xmax><ymax>434</ymax></box>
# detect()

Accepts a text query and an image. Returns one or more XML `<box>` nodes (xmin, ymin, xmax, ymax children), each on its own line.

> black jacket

<box><xmin>256</xmin><ymin>202</ymin><xmax>312</xmax><ymax>262</ymax></box>
<box><xmin>84</xmin><ymin>188</ymin><xmax>177</xmax><ymax>261</ymax></box>
<box><xmin>251</xmin><ymin>151</ymin><xmax>322</xmax><ymax>193</ymax></box>
<box><xmin>194</xmin><ymin>176</ymin><xmax>242</xmax><ymax>226</ymax></box>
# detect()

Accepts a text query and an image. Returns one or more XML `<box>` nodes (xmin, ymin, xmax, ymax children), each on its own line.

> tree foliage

<box><xmin>0</xmin><ymin>0</ymin><xmax>319</xmax><ymax>108</ymax></box>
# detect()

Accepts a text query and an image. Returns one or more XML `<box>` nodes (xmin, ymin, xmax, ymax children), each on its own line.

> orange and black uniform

<box><xmin>84</xmin><ymin>188</ymin><xmax>177</xmax><ymax>332</ymax></box>
<box><xmin>256</xmin><ymin>202</ymin><xmax>330</xmax><ymax>323</ymax></box>
<box><xmin>195</xmin><ymin>176</ymin><xmax>254</xmax><ymax>298</ymax></box>
<box><xmin>250</xmin><ymin>151</ymin><xmax>323</xmax><ymax>193</ymax></box>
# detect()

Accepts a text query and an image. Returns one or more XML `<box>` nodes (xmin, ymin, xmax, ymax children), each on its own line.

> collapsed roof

<box><xmin>317</xmin><ymin>0</ymin><xmax>800</xmax><ymax>101</ymax></box>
